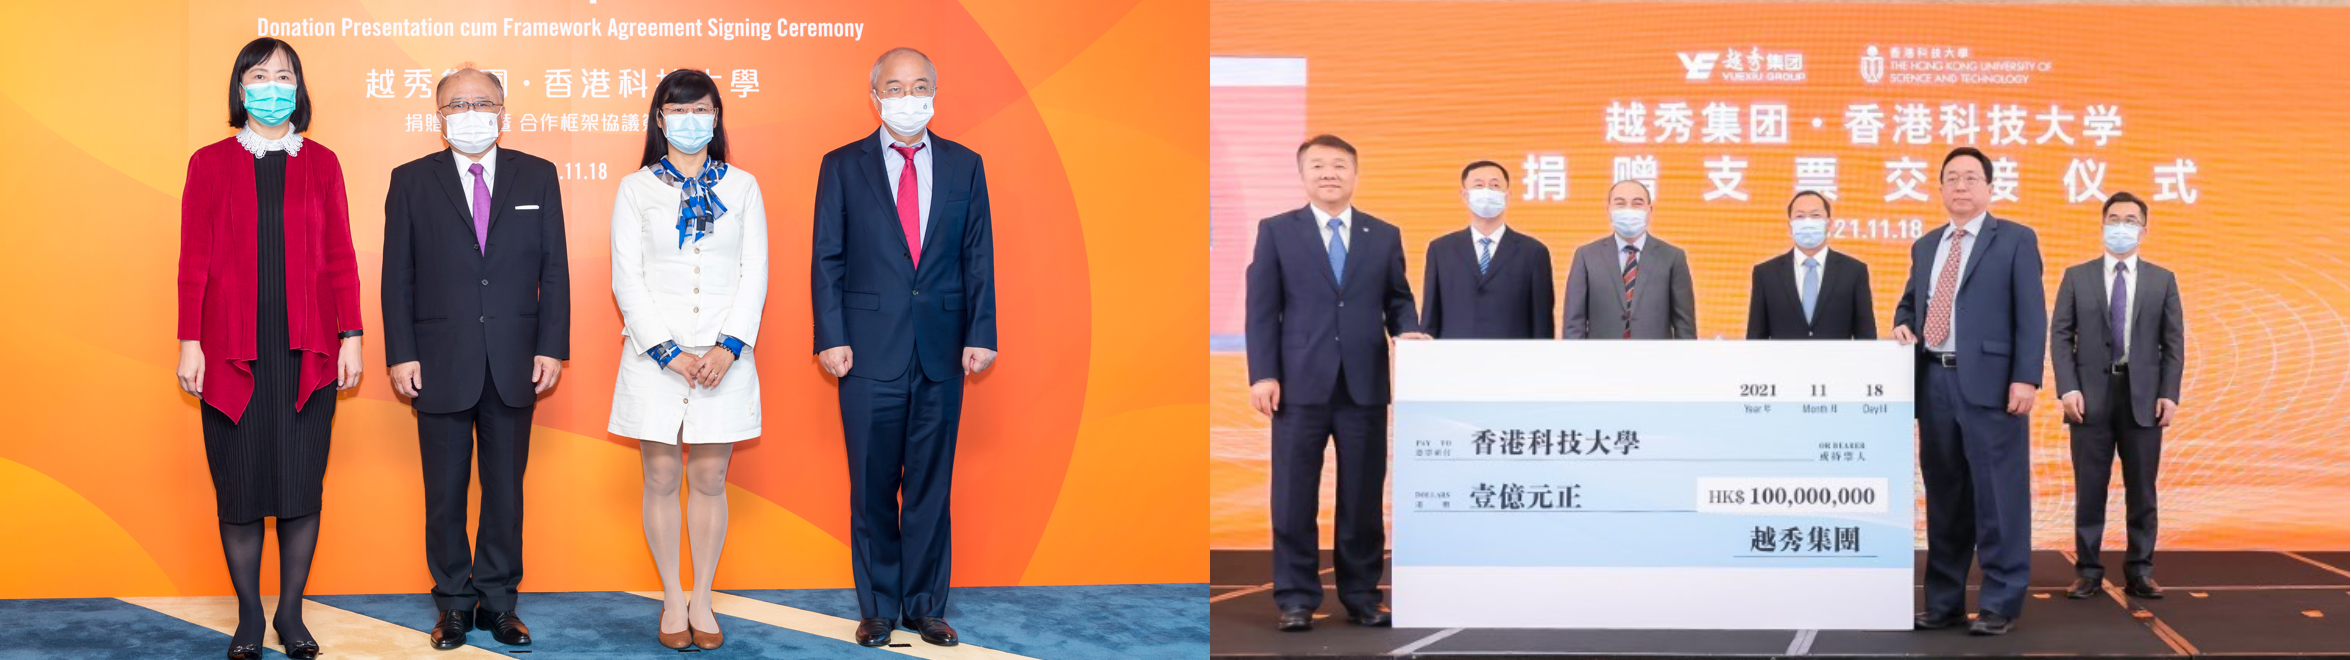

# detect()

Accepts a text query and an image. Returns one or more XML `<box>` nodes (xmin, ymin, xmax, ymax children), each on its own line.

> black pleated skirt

<box><xmin>201</xmin><ymin>150</ymin><xmax>335</xmax><ymax>524</ymax></box>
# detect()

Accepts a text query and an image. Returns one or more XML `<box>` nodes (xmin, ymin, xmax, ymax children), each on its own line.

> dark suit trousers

<box><xmin>2070</xmin><ymin>374</ymin><xmax>2162</xmax><ymax>579</ymax></box>
<box><xmin>1919</xmin><ymin>362</ymin><xmax>2032</xmax><ymax>620</ymax></box>
<box><xmin>418</xmin><ymin>362</ymin><xmax>535</xmax><ymax>612</ymax></box>
<box><xmin>1269</xmin><ymin>368</ymin><xmax>1386</xmax><ymax>614</ymax></box>
<box><xmin>841</xmin><ymin>357</ymin><xmax>964</xmax><ymax>620</ymax></box>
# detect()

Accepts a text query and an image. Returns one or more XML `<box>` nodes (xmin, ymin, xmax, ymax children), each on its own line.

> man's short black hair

<box><xmin>227</xmin><ymin>37</ymin><xmax>312</xmax><ymax>133</ymax></box>
<box><xmin>1787</xmin><ymin>190</ymin><xmax>1833</xmax><ymax>218</ymax></box>
<box><xmin>1296</xmin><ymin>134</ymin><xmax>1357</xmax><ymax>162</ymax></box>
<box><xmin>1941</xmin><ymin>147</ymin><xmax>1996</xmax><ymax>184</ymax></box>
<box><xmin>2103</xmin><ymin>191</ymin><xmax>2149</xmax><ymax>224</ymax></box>
<box><xmin>1460</xmin><ymin>160</ymin><xmax>1510</xmax><ymax>186</ymax></box>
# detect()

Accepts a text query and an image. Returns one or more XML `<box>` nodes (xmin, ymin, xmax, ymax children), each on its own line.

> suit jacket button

<box><xmin>912</xmin><ymin>290</ymin><xmax>920</xmax><ymax>296</ymax></box>
<box><xmin>693</xmin><ymin>288</ymin><xmax>700</xmax><ymax>293</ymax></box>
<box><xmin>479</xmin><ymin>316</ymin><xmax>486</xmax><ymax>322</ymax></box>
<box><xmin>481</xmin><ymin>279</ymin><xmax>489</xmax><ymax>285</ymax></box>
<box><xmin>1338</xmin><ymin>301</ymin><xmax>1345</xmax><ymax>307</ymax></box>
<box><xmin>693</xmin><ymin>307</ymin><xmax>700</xmax><ymax>313</ymax></box>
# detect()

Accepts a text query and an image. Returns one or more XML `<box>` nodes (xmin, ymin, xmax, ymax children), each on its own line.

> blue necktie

<box><xmin>1801</xmin><ymin>256</ymin><xmax>1820</xmax><ymax>323</ymax></box>
<box><xmin>1478</xmin><ymin>237</ymin><xmax>1494</xmax><ymax>275</ymax></box>
<box><xmin>1326</xmin><ymin>218</ymin><xmax>1347</xmax><ymax>284</ymax></box>
<box><xmin>2110</xmin><ymin>262</ymin><xmax>2129</xmax><ymax>363</ymax></box>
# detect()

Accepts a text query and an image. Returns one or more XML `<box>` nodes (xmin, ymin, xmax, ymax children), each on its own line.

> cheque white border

<box><xmin>1394</xmin><ymin>340</ymin><xmax>1916</xmax><ymax>403</ymax></box>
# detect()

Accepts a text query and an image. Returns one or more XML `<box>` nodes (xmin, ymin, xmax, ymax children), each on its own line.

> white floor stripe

<box><xmin>625</xmin><ymin>590</ymin><xmax>1040</xmax><ymax>659</ymax></box>
<box><xmin>1389</xmin><ymin>627</ymin><xmax>1460</xmax><ymax>656</ymax></box>
<box><xmin>121</xmin><ymin>596</ymin><xmax>510</xmax><ymax>659</ymax></box>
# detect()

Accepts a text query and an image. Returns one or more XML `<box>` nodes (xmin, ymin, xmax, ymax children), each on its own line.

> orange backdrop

<box><xmin>0</xmin><ymin>0</ymin><xmax>1203</xmax><ymax>599</ymax></box>
<box><xmin>1210</xmin><ymin>2</ymin><xmax>2348</xmax><ymax>550</ymax></box>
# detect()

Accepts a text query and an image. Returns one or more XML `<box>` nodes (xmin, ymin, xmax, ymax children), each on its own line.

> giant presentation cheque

<box><xmin>1393</xmin><ymin>340</ymin><xmax>1918</xmax><ymax>630</ymax></box>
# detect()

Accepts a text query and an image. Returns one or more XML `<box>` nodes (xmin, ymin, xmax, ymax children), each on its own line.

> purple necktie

<box><xmin>469</xmin><ymin>162</ymin><xmax>491</xmax><ymax>255</ymax></box>
<box><xmin>2109</xmin><ymin>262</ymin><xmax>2128</xmax><ymax>361</ymax></box>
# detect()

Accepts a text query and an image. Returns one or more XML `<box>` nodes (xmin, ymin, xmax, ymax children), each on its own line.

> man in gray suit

<box><xmin>2051</xmin><ymin>191</ymin><xmax>2184</xmax><ymax>601</ymax></box>
<box><xmin>1563</xmin><ymin>180</ymin><xmax>1695</xmax><ymax>339</ymax></box>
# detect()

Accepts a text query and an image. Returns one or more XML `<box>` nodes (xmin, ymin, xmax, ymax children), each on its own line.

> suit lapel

<box><xmin>2130</xmin><ymin>262</ymin><xmax>2163</xmax><ymax>353</ymax></box>
<box><xmin>1784</xmin><ymin>253</ymin><xmax>1814</xmax><ymax>329</ymax></box>
<box><xmin>859</xmin><ymin>138</ymin><xmax>915</xmax><ymax>265</ymax></box>
<box><xmin>484</xmin><ymin>149</ymin><xmax>518</xmax><ymax>240</ymax></box>
<box><xmin>1955</xmin><ymin>215</ymin><xmax>1998</xmax><ymax>294</ymax></box>
<box><xmin>429</xmin><ymin>151</ymin><xmax>475</xmax><ymax>231</ymax></box>
<box><xmin>2085</xmin><ymin>262</ymin><xmax>2111</xmax><ymax>337</ymax></box>
<box><xmin>1338</xmin><ymin>220</ymin><xmax>1373</xmax><ymax>293</ymax></box>
<box><xmin>917</xmin><ymin>140</ymin><xmax>956</xmax><ymax>266</ymax></box>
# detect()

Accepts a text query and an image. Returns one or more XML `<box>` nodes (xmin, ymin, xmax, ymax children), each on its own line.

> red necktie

<box><xmin>1924</xmin><ymin>228</ymin><xmax>1968</xmax><ymax>348</ymax></box>
<box><xmin>891</xmin><ymin>143</ymin><xmax>925</xmax><ymax>268</ymax></box>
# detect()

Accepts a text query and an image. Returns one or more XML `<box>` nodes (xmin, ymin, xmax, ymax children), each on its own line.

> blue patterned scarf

<box><xmin>655</xmin><ymin>156</ymin><xmax>729</xmax><ymax>247</ymax></box>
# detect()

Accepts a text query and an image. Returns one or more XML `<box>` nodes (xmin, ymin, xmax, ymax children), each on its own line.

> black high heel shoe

<box><xmin>226</xmin><ymin>643</ymin><xmax>261</xmax><ymax>660</ymax></box>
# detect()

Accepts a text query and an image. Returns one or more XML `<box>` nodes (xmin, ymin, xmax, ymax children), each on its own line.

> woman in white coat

<box><xmin>607</xmin><ymin>69</ymin><xmax>768</xmax><ymax>651</ymax></box>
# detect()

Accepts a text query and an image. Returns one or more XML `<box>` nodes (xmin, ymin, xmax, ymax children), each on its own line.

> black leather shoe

<box><xmin>1277</xmin><ymin>608</ymin><xmax>1314</xmax><ymax>632</ymax></box>
<box><xmin>2126</xmin><ymin>577</ymin><xmax>2165</xmax><ymax>599</ymax></box>
<box><xmin>854</xmin><ymin>618</ymin><xmax>895</xmax><ymax>647</ymax></box>
<box><xmin>275</xmin><ymin>623</ymin><xmax>320</xmax><ymax>660</ymax></box>
<box><xmin>2067</xmin><ymin>577</ymin><xmax>2103</xmax><ymax>599</ymax></box>
<box><xmin>1913</xmin><ymin>610</ymin><xmax>1963</xmax><ymax>630</ymax></box>
<box><xmin>476</xmin><ymin>607</ymin><xmax>532</xmax><ymax>645</ymax></box>
<box><xmin>1968</xmin><ymin>612</ymin><xmax>2015</xmax><ymax>636</ymax></box>
<box><xmin>226</xmin><ymin>643</ymin><xmax>261</xmax><ymax>660</ymax></box>
<box><xmin>901</xmin><ymin>617</ymin><xmax>959</xmax><ymax>646</ymax></box>
<box><xmin>1347</xmin><ymin>606</ymin><xmax>1392</xmax><ymax>628</ymax></box>
<box><xmin>429</xmin><ymin>609</ymin><xmax>474</xmax><ymax>650</ymax></box>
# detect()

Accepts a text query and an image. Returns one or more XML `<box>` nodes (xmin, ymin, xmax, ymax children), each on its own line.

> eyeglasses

<box><xmin>875</xmin><ymin>84</ymin><xmax>935</xmax><ymax>99</ymax></box>
<box><xmin>440</xmin><ymin>100</ymin><xmax>503</xmax><ymax>114</ymax></box>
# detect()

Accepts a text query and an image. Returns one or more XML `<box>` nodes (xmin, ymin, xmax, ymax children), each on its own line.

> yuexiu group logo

<box><xmin>1677</xmin><ymin>47</ymin><xmax>1806</xmax><ymax>83</ymax></box>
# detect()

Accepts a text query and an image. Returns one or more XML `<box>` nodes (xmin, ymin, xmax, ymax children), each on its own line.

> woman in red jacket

<box><xmin>173</xmin><ymin>37</ymin><xmax>361</xmax><ymax>660</ymax></box>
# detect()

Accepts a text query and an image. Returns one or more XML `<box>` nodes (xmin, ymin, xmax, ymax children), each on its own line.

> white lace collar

<box><xmin>235</xmin><ymin>125</ymin><xmax>304</xmax><ymax>159</ymax></box>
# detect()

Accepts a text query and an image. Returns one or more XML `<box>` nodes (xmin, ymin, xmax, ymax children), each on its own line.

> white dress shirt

<box><xmin>1309</xmin><ymin>204</ymin><xmax>1354</xmax><ymax>254</ymax></box>
<box><xmin>1470</xmin><ymin>223</ymin><xmax>1508</xmax><ymax>264</ymax></box>
<box><xmin>453</xmin><ymin>145</ymin><xmax>499</xmax><ymax>208</ymax></box>
<box><xmin>878</xmin><ymin>127</ymin><xmax>933</xmax><ymax>239</ymax></box>
<box><xmin>2103</xmin><ymin>253</ymin><xmax>2141</xmax><ymax>362</ymax></box>
<box><xmin>1924</xmin><ymin>212</ymin><xmax>1986</xmax><ymax>353</ymax></box>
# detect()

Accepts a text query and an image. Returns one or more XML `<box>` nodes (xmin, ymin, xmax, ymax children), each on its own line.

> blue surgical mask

<box><xmin>664</xmin><ymin>112</ymin><xmax>715</xmax><ymax>154</ymax></box>
<box><xmin>1610</xmin><ymin>208</ymin><xmax>1648</xmax><ymax>240</ymax></box>
<box><xmin>1466</xmin><ymin>188</ymin><xmax>1507</xmax><ymax>219</ymax></box>
<box><xmin>1791</xmin><ymin>219</ymin><xmax>1828</xmax><ymax>250</ymax></box>
<box><xmin>2103</xmin><ymin>222</ymin><xmax>2142</xmax><ymax>255</ymax></box>
<box><xmin>243</xmin><ymin>82</ymin><xmax>298</xmax><ymax>127</ymax></box>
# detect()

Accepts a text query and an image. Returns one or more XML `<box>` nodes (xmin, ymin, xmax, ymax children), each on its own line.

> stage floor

<box><xmin>7</xmin><ymin>583</ymin><xmax>1204</xmax><ymax>659</ymax></box>
<box><xmin>1212</xmin><ymin>550</ymin><xmax>2349</xmax><ymax>659</ymax></box>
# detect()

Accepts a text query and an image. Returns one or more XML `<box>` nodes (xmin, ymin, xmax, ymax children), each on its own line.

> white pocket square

<box><xmin>515</xmin><ymin>204</ymin><xmax>540</xmax><ymax>210</ymax></box>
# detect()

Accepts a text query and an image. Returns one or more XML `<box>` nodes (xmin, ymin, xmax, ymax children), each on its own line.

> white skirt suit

<box><xmin>607</xmin><ymin>163</ymin><xmax>769</xmax><ymax>444</ymax></box>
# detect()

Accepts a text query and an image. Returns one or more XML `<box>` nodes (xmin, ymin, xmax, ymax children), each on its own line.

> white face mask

<box><xmin>1791</xmin><ymin>219</ymin><xmax>1829</xmax><ymax>250</ymax></box>
<box><xmin>1610</xmin><ymin>208</ymin><xmax>1648</xmax><ymax>239</ymax></box>
<box><xmin>1466</xmin><ymin>188</ymin><xmax>1507</xmax><ymax>219</ymax></box>
<box><xmin>877</xmin><ymin>94</ymin><xmax>933</xmax><ymax>137</ymax></box>
<box><xmin>443</xmin><ymin>111</ymin><xmax>500</xmax><ymax>154</ymax></box>
<box><xmin>2103</xmin><ymin>222</ymin><xmax>2143</xmax><ymax>255</ymax></box>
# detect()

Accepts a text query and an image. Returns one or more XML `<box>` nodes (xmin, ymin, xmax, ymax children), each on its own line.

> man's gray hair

<box><xmin>869</xmin><ymin>47</ymin><xmax>937</xmax><ymax>89</ymax></box>
<box><xmin>435</xmin><ymin>65</ymin><xmax>505</xmax><ymax>103</ymax></box>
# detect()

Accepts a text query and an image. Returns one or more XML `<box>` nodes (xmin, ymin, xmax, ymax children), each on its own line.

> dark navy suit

<box><xmin>1244</xmin><ymin>206</ymin><xmax>1417</xmax><ymax>615</ymax></box>
<box><xmin>1420</xmin><ymin>227</ymin><xmax>1555</xmax><ymax>339</ymax></box>
<box><xmin>812</xmin><ymin>130</ymin><xmax>996</xmax><ymax>620</ymax></box>
<box><xmin>1892</xmin><ymin>213</ymin><xmax>2045</xmax><ymax>621</ymax></box>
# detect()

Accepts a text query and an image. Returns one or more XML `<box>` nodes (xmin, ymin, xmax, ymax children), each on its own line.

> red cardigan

<box><xmin>177</xmin><ymin>137</ymin><xmax>363</xmax><ymax>423</ymax></box>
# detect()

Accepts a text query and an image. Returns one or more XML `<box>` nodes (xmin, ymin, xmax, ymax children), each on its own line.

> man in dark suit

<box><xmin>1563</xmin><ymin>180</ymin><xmax>1694</xmax><ymax>339</ymax></box>
<box><xmin>812</xmin><ymin>47</ymin><xmax>997</xmax><ymax>648</ymax></box>
<box><xmin>1246</xmin><ymin>134</ymin><xmax>1424</xmax><ymax>632</ymax></box>
<box><xmin>1748</xmin><ymin>191</ymin><xmax>1876</xmax><ymax>340</ymax></box>
<box><xmin>1421</xmin><ymin>160</ymin><xmax>1554</xmax><ymax>339</ymax></box>
<box><xmin>2052</xmin><ymin>191</ymin><xmax>2184</xmax><ymax>601</ymax></box>
<box><xmin>1892</xmin><ymin>147</ymin><xmax>2045</xmax><ymax>636</ymax></box>
<box><xmin>382</xmin><ymin>67</ymin><xmax>569</xmax><ymax>649</ymax></box>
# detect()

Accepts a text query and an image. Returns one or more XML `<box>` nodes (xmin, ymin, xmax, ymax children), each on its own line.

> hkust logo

<box><xmin>1678</xmin><ymin>47</ymin><xmax>1805</xmax><ymax>83</ymax></box>
<box><xmin>1860</xmin><ymin>45</ymin><xmax>1886</xmax><ymax>84</ymax></box>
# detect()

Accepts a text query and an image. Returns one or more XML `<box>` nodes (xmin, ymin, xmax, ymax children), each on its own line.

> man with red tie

<box><xmin>1891</xmin><ymin>147</ymin><xmax>2046</xmax><ymax>636</ymax></box>
<box><xmin>811</xmin><ymin>47</ymin><xmax>997</xmax><ymax>649</ymax></box>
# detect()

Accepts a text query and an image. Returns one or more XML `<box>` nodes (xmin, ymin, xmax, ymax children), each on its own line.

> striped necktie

<box><xmin>1621</xmin><ymin>244</ymin><xmax>1640</xmax><ymax>338</ymax></box>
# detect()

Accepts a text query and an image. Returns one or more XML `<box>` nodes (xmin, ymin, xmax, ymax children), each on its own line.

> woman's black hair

<box><xmin>227</xmin><ymin>37</ymin><xmax>312</xmax><ymax>133</ymax></box>
<box><xmin>639</xmin><ymin>69</ymin><xmax>729</xmax><ymax>168</ymax></box>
